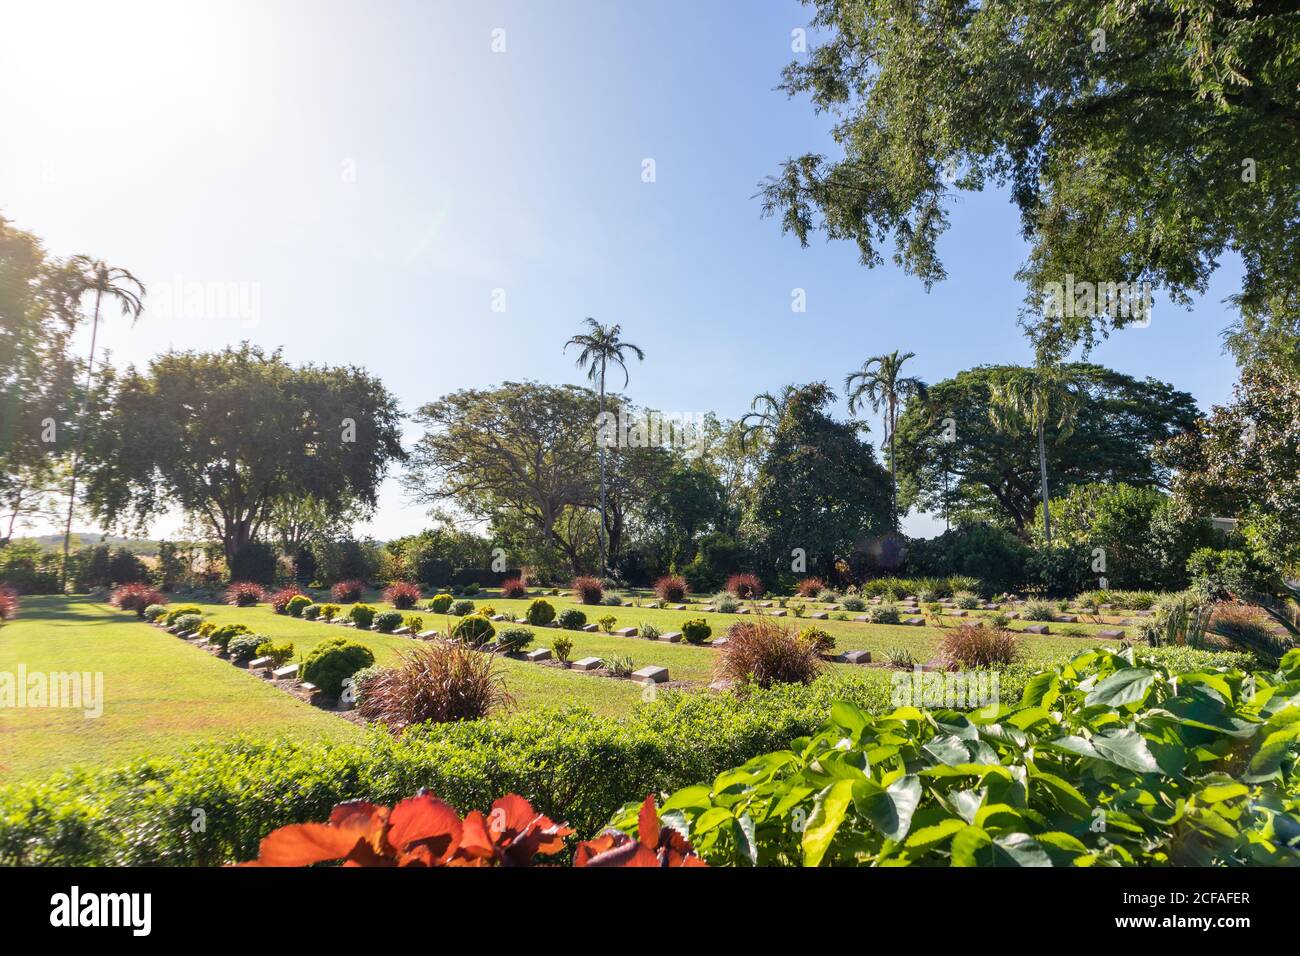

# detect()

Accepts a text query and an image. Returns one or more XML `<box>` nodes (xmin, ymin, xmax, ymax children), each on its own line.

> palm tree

<box><xmin>844</xmin><ymin>351</ymin><xmax>927</xmax><ymax>525</ymax></box>
<box><xmin>738</xmin><ymin>386</ymin><xmax>798</xmax><ymax>451</ymax></box>
<box><xmin>59</xmin><ymin>257</ymin><xmax>145</xmax><ymax>586</ymax></box>
<box><xmin>987</xmin><ymin>364</ymin><xmax>1083</xmax><ymax>545</ymax></box>
<box><xmin>564</xmin><ymin>318</ymin><xmax>644</xmax><ymax>575</ymax></box>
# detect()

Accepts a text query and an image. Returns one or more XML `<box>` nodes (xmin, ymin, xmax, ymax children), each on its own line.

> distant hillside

<box><xmin>14</xmin><ymin>534</ymin><xmax>163</xmax><ymax>556</ymax></box>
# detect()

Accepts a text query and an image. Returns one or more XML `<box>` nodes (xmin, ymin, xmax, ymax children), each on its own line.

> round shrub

<box><xmin>142</xmin><ymin>604</ymin><xmax>169</xmax><ymax>622</ymax></box>
<box><xmin>795</xmin><ymin>577</ymin><xmax>825</xmax><ymax>598</ymax></box>
<box><xmin>841</xmin><ymin>595</ymin><xmax>866</xmax><ymax>612</ymax></box>
<box><xmin>726</xmin><ymin>573</ymin><xmax>763</xmax><ymax>599</ymax></box>
<box><xmin>163</xmin><ymin>604</ymin><xmax>203</xmax><ymax>625</ymax></box>
<box><xmin>171</xmin><ymin>614</ymin><xmax>203</xmax><ymax>634</ymax></box>
<box><xmin>460</xmin><ymin>582</ymin><xmax>480</xmax><ymax>596</ymax></box>
<box><xmin>427</xmin><ymin>593</ymin><xmax>454</xmax><ymax>614</ymax></box>
<box><xmin>953</xmin><ymin>591</ymin><xmax>981</xmax><ymax>610</ymax></box>
<box><xmin>601</xmin><ymin>593</ymin><xmax>624</xmax><ymax>606</ymax></box>
<box><xmin>682</xmin><ymin>618</ymin><xmax>712</xmax><ymax>645</ymax></box>
<box><xmin>318</xmin><ymin>603</ymin><xmax>342</xmax><ymax>621</ymax></box>
<box><xmin>209</xmin><ymin>622</ymin><xmax>252</xmax><ymax>650</ymax></box>
<box><xmin>228</xmin><ymin>634</ymin><xmax>267</xmax><ymax>664</ymax></box>
<box><xmin>1021</xmin><ymin>600</ymin><xmax>1057</xmax><ymax>622</ymax></box>
<box><xmin>449</xmin><ymin>599</ymin><xmax>475</xmax><ymax>617</ymax></box>
<box><xmin>572</xmin><ymin>576</ymin><xmax>604</xmax><ymax>605</ymax></box>
<box><xmin>496</xmin><ymin>626</ymin><xmax>534</xmax><ymax>653</ymax></box>
<box><xmin>500</xmin><ymin>576</ymin><xmax>527</xmax><ymax>599</ymax></box>
<box><xmin>270</xmin><ymin>588</ymin><xmax>306</xmax><ymax>614</ymax></box>
<box><xmin>286</xmin><ymin>595</ymin><xmax>313</xmax><ymax>617</ymax></box>
<box><xmin>111</xmin><ymin>583</ymin><xmax>165</xmax><ymax>617</ymax></box>
<box><xmin>867</xmin><ymin>601</ymin><xmax>901</xmax><ymax>625</ymax></box>
<box><xmin>654</xmin><ymin>575</ymin><xmax>689</xmax><ymax>603</ymax></box>
<box><xmin>404</xmin><ymin>614</ymin><xmax>425</xmax><ymax>634</ymax></box>
<box><xmin>302</xmin><ymin>603</ymin><xmax>323</xmax><ymax>621</ymax></box>
<box><xmin>937</xmin><ymin>624</ymin><xmax>1021</xmax><ymax>669</ymax></box>
<box><xmin>224</xmin><ymin>582</ymin><xmax>266</xmax><ymax>607</ymax></box>
<box><xmin>302</xmin><ymin>638</ymin><xmax>375</xmax><ymax>699</ymax></box>
<box><xmin>715</xmin><ymin>595</ymin><xmax>740</xmax><ymax>614</ymax></box>
<box><xmin>383</xmin><ymin>581</ymin><xmax>422</xmax><ymax>610</ymax></box>
<box><xmin>331</xmin><ymin>580</ymin><xmax>366</xmax><ymax>603</ymax></box>
<box><xmin>348</xmin><ymin>603</ymin><xmax>377</xmax><ymax>629</ymax></box>
<box><xmin>556</xmin><ymin>607</ymin><xmax>587</xmax><ymax>630</ymax></box>
<box><xmin>255</xmin><ymin>640</ymin><xmax>295</xmax><ymax>667</ymax></box>
<box><xmin>525</xmin><ymin>598</ymin><xmax>556</xmax><ymax>627</ymax></box>
<box><xmin>798</xmin><ymin>626</ymin><xmax>836</xmax><ymax>655</ymax></box>
<box><xmin>453</xmin><ymin>614</ymin><xmax>496</xmax><ymax>647</ymax></box>
<box><xmin>374</xmin><ymin>610</ymin><xmax>404</xmax><ymax>633</ymax></box>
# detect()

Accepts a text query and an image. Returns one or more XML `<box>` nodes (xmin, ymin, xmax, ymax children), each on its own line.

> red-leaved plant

<box><xmin>574</xmin><ymin>795</ymin><xmax>708</xmax><ymax>867</ymax></box>
<box><xmin>238</xmin><ymin>792</ymin><xmax>705</xmax><ymax>868</ymax></box>
<box><xmin>331</xmin><ymin>579</ymin><xmax>366</xmax><ymax>603</ymax></box>
<box><xmin>571</xmin><ymin>576</ymin><xmax>604</xmax><ymax>605</ymax></box>
<box><xmin>795</xmin><ymin>577</ymin><xmax>825</xmax><ymax>598</ymax></box>
<box><xmin>0</xmin><ymin>586</ymin><xmax>18</xmax><ymax>625</ymax></box>
<box><xmin>500</xmin><ymin>576</ymin><xmax>526</xmax><ymax>599</ymax></box>
<box><xmin>654</xmin><ymin>575</ymin><xmax>689</xmax><ymax>603</ymax></box>
<box><xmin>111</xmin><ymin>582</ymin><xmax>166</xmax><ymax>617</ymax></box>
<box><xmin>224</xmin><ymin>581</ymin><xmax>266</xmax><ymax>607</ymax></box>
<box><xmin>383</xmin><ymin>581</ymin><xmax>423</xmax><ymax>610</ymax></box>
<box><xmin>270</xmin><ymin>587</ymin><xmax>306</xmax><ymax>614</ymax></box>
<box><xmin>725</xmin><ymin>573</ymin><xmax>763</xmax><ymax>599</ymax></box>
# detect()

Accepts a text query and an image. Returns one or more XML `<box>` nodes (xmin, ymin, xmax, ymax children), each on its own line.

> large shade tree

<box><xmin>761</xmin><ymin>0</ymin><xmax>1300</xmax><ymax>357</ymax></box>
<box><xmin>82</xmin><ymin>344</ymin><xmax>404</xmax><ymax>563</ymax></box>
<box><xmin>894</xmin><ymin>364</ymin><xmax>1200</xmax><ymax>536</ymax></box>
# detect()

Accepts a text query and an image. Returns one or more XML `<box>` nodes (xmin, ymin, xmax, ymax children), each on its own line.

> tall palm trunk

<box><xmin>60</xmin><ymin>287</ymin><xmax>102</xmax><ymax>589</ymax></box>
<box><xmin>1036</xmin><ymin>420</ymin><xmax>1052</xmax><ymax>545</ymax></box>
<box><xmin>887</xmin><ymin>396</ymin><xmax>898</xmax><ymax>528</ymax></box>
<box><xmin>597</xmin><ymin>357</ymin><xmax>608</xmax><ymax>576</ymax></box>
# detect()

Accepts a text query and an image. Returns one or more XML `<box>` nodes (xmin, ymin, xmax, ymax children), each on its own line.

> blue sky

<box><xmin>0</xmin><ymin>0</ymin><xmax>1244</xmax><ymax>540</ymax></box>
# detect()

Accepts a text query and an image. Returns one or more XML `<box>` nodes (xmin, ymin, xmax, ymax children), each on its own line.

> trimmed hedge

<box><xmin>0</xmin><ymin>646</ymin><xmax>1251</xmax><ymax>866</ymax></box>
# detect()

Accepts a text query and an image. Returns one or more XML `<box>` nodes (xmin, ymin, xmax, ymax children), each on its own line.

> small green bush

<box><xmin>348</xmin><ymin>603</ymin><xmax>377</xmax><ymax>629</ymax></box>
<box><xmin>405</xmin><ymin>614</ymin><xmax>425</xmax><ymax>634</ymax></box>
<box><xmin>374</xmin><ymin>610</ymin><xmax>404</xmax><ymax>633</ymax></box>
<box><xmin>449</xmin><ymin>599</ymin><xmax>475</xmax><ymax>617</ymax></box>
<box><xmin>171</xmin><ymin>614</ymin><xmax>203</xmax><ymax>634</ymax></box>
<box><xmin>318</xmin><ymin>603</ymin><xmax>341</xmax><ymax>621</ymax></box>
<box><xmin>460</xmin><ymin>582</ymin><xmax>480</xmax><ymax>596</ymax></box>
<box><xmin>496</xmin><ymin>626</ymin><xmax>534</xmax><ymax>653</ymax></box>
<box><xmin>427</xmin><ymin>593</ymin><xmax>454</xmax><ymax>614</ymax></box>
<box><xmin>841</xmin><ymin>595</ymin><xmax>866</xmax><ymax>612</ymax></box>
<box><xmin>254</xmin><ymin>641</ymin><xmax>295</xmax><ymax>667</ymax></box>
<box><xmin>604</xmin><ymin>653</ymin><xmax>635</xmax><ymax>678</ymax></box>
<box><xmin>798</xmin><ymin>626</ymin><xmax>836</xmax><ymax>654</ymax></box>
<box><xmin>1022</xmin><ymin>600</ymin><xmax>1057</xmax><ymax>622</ymax></box>
<box><xmin>228</xmin><ymin>634</ymin><xmax>268</xmax><ymax>664</ymax></box>
<box><xmin>453</xmin><ymin>614</ymin><xmax>495</xmax><ymax>647</ymax></box>
<box><xmin>552</xmin><ymin>634</ymin><xmax>574</xmax><ymax>664</ymax></box>
<box><xmin>598</xmin><ymin>615</ymin><xmax>617</xmax><ymax>634</ymax></box>
<box><xmin>682</xmin><ymin>618</ymin><xmax>712</xmax><ymax>645</ymax></box>
<box><xmin>286</xmin><ymin>595</ymin><xmax>313</xmax><ymax>618</ymax></box>
<box><xmin>209</xmin><ymin>622</ymin><xmax>253</xmax><ymax>650</ymax></box>
<box><xmin>556</xmin><ymin>608</ymin><xmax>587</xmax><ymax>630</ymax></box>
<box><xmin>715</xmin><ymin>595</ymin><xmax>740</xmax><ymax>614</ymax></box>
<box><xmin>143</xmin><ymin>604</ymin><xmax>168</xmax><ymax>622</ymax></box>
<box><xmin>302</xmin><ymin>638</ymin><xmax>375</xmax><ymax>698</ymax></box>
<box><xmin>867</xmin><ymin>601</ymin><xmax>901</xmax><ymax>625</ymax></box>
<box><xmin>163</xmin><ymin>604</ymin><xmax>203</xmax><ymax>625</ymax></box>
<box><xmin>639</xmin><ymin>622</ymin><xmax>661</xmax><ymax>641</ymax></box>
<box><xmin>525</xmin><ymin>599</ymin><xmax>556</xmax><ymax>627</ymax></box>
<box><xmin>301</xmin><ymin>603</ymin><xmax>322</xmax><ymax>621</ymax></box>
<box><xmin>952</xmin><ymin>591</ymin><xmax>981</xmax><ymax>610</ymax></box>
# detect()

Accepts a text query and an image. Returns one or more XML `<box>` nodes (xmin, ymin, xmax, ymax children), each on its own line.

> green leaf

<box><xmin>802</xmin><ymin>779</ymin><xmax>855</xmax><ymax>867</ymax></box>
<box><xmin>852</xmin><ymin>774</ymin><xmax>922</xmax><ymax>843</ymax></box>
<box><xmin>1022</xmin><ymin>671</ymin><xmax>1060</xmax><ymax>709</ymax></box>
<box><xmin>1085</xmin><ymin>668</ymin><xmax>1156</xmax><ymax>708</ymax></box>
<box><xmin>1092</xmin><ymin>729</ymin><xmax>1161</xmax><ymax>774</ymax></box>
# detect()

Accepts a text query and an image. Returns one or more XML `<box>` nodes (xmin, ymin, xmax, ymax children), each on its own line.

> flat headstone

<box><xmin>273</xmin><ymin>663</ymin><xmax>299</xmax><ymax>680</ymax></box>
<box><xmin>981</xmin><ymin>604</ymin><xmax>999</xmax><ymax>610</ymax></box>
<box><xmin>707</xmin><ymin>679</ymin><xmax>732</xmax><ymax>693</ymax></box>
<box><xmin>669</xmin><ymin>604</ymin><xmax>687</xmax><ymax>611</ymax></box>
<box><xmin>1097</xmin><ymin>629</ymin><xmax>1126</xmax><ymax>639</ymax></box>
<box><xmin>1054</xmin><ymin>614</ymin><xmax>1078</xmax><ymax>623</ymax></box>
<box><xmin>1023</xmin><ymin>624</ymin><xmax>1050</xmax><ymax>635</ymax></box>
<box><xmin>903</xmin><ymin>617</ymin><xmax>925</xmax><ymax>626</ymax></box>
<box><xmin>736</xmin><ymin>607</ymin><xmax>751</xmax><ymax>614</ymax></box>
<box><xmin>1005</xmin><ymin>612</ymin><xmax>1020</xmax><ymax>619</ymax></box>
<box><xmin>841</xmin><ymin>650</ymin><xmax>872</xmax><ymax>665</ymax></box>
<box><xmin>339</xmin><ymin>620</ymin><xmax>356</xmax><ymax>627</ymax></box>
<box><xmin>524</xmin><ymin>648</ymin><xmax>552</xmax><ymax>662</ymax></box>
<box><xmin>1099</xmin><ymin>603</ymin><xmax>1114</xmax><ymax>610</ymax></box>
<box><xmin>711</xmin><ymin>637</ymin><xmax>728</xmax><ymax>647</ymax></box>
<box><xmin>632</xmin><ymin>666</ymin><xmax>669</xmax><ymax>685</ymax></box>
<box><xmin>580</xmin><ymin>623</ymin><xmax>598</xmax><ymax>632</ymax></box>
<box><xmin>757</xmin><ymin>601</ymin><xmax>772</xmax><ymax>607</ymax></box>
<box><xmin>572</xmin><ymin>657</ymin><xmax>603</xmax><ymax>671</ymax></box>
<box><xmin>615</xmin><ymin>627</ymin><xmax>638</xmax><ymax>637</ymax></box>
<box><xmin>853</xmin><ymin>615</ymin><xmax>870</xmax><ymax>623</ymax></box>
<box><xmin>299</xmin><ymin>682</ymin><xmax>319</xmax><ymax>694</ymax></box>
<box><xmin>416</xmin><ymin>629</ymin><xmax>439</xmax><ymax>639</ymax></box>
<box><xmin>945</xmin><ymin>610</ymin><xmax>968</xmax><ymax>617</ymax></box>
<box><xmin>768</xmin><ymin>609</ymin><xmax>787</xmax><ymax>617</ymax></box>
<box><xmin>904</xmin><ymin>595</ymin><xmax>919</xmax><ymax>602</ymax></box>
<box><xmin>393</xmin><ymin>626</ymin><xmax>412</xmax><ymax>635</ymax></box>
<box><xmin>659</xmin><ymin>631</ymin><xmax>683</xmax><ymax>643</ymax></box>
<box><xmin>192</xmin><ymin>638</ymin><xmax>210</xmax><ymax>647</ymax></box>
<box><xmin>1136</xmin><ymin>610</ymin><xmax>1154</xmax><ymax>617</ymax></box>
<box><xmin>699</xmin><ymin>605</ymin><xmax>716</xmax><ymax>612</ymax></box>
<box><xmin>808</xmin><ymin>612</ymin><xmax>829</xmax><ymax>620</ymax></box>
<box><xmin>249</xmin><ymin>656</ymin><xmax>274</xmax><ymax>669</ymax></box>
<box><xmin>920</xmin><ymin>661</ymin><xmax>945</xmax><ymax>672</ymax></box>
<box><xmin>489</xmin><ymin>614</ymin><xmax>507</xmax><ymax>622</ymax></box>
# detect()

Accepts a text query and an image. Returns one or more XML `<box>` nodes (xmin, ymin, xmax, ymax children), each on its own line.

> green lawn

<box><xmin>0</xmin><ymin>587</ymin><xmax>1141</xmax><ymax>785</ymax></box>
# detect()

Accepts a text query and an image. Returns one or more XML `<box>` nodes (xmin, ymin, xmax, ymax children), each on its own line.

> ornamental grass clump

<box><xmin>383</xmin><ymin>581</ymin><xmax>423</xmax><ymax>610</ymax></box>
<box><xmin>654</xmin><ymin>575</ymin><xmax>689</xmax><ymax>603</ymax></box>
<box><xmin>716</xmin><ymin>618</ymin><xmax>823</xmax><ymax>689</ymax></box>
<box><xmin>572</xmin><ymin>576</ymin><xmax>604</xmax><ymax>605</ymax></box>
<box><xmin>111</xmin><ymin>583</ymin><xmax>165</xmax><ymax>617</ymax></box>
<box><xmin>224</xmin><ymin>581</ymin><xmax>266</xmax><ymax>607</ymax></box>
<box><xmin>357</xmin><ymin>642</ymin><xmax>512</xmax><ymax>732</ymax></box>
<box><xmin>937</xmin><ymin>623</ymin><xmax>1021</xmax><ymax>670</ymax></box>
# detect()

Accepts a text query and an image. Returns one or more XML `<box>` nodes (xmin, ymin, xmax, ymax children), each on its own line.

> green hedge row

<box><xmin>0</xmin><ymin>646</ymin><xmax>1251</xmax><ymax>866</ymax></box>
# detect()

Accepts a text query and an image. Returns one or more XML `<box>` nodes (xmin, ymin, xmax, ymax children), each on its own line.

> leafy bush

<box><xmin>357</xmin><ymin>642</ymin><xmax>512</xmax><ymax>731</ymax></box>
<box><xmin>725</xmin><ymin>573</ymin><xmax>762</xmax><ymax>599</ymax></box>
<box><xmin>427</xmin><ymin>593</ymin><xmax>454</xmax><ymax>614</ymax></box>
<box><xmin>496</xmin><ymin>627</ymin><xmax>534</xmax><ymax>653</ymax></box>
<box><xmin>449</xmin><ymin>599</ymin><xmax>475</xmax><ymax>617</ymax></box>
<box><xmin>163</xmin><ymin>604</ymin><xmax>203</xmax><ymax>625</ymax></box>
<box><xmin>383</xmin><ymin>581</ymin><xmax>422</xmax><ymax>610</ymax></box>
<box><xmin>525</xmin><ymin>599</ymin><xmax>556</xmax><ymax>627</ymax></box>
<box><xmin>1209</xmin><ymin>604</ymin><xmax>1289</xmax><ymax>665</ymax></box>
<box><xmin>866</xmin><ymin>601</ymin><xmax>901</xmax><ymax>625</ymax></box>
<box><xmin>816</xmin><ymin>588</ymin><xmax>838</xmax><ymax>603</ymax></box>
<box><xmin>254</xmin><ymin>641</ymin><xmax>295</xmax><ymax>667</ymax></box>
<box><xmin>572</xmin><ymin>576</ymin><xmax>604</xmax><ymax>604</ymax></box>
<box><xmin>717</xmin><ymin>618</ymin><xmax>823</xmax><ymax>689</ymax></box>
<box><xmin>500</xmin><ymin>576</ymin><xmax>527</xmax><ymax>599</ymax></box>
<box><xmin>171</xmin><ymin>614</ymin><xmax>203</xmax><ymax>634</ymax></box>
<box><xmin>317</xmin><ymin>603</ymin><xmax>342</xmax><ymax>621</ymax></box>
<box><xmin>348</xmin><ymin>603</ymin><xmax>377</xmax><ymax>629</ymax></box>
<box><xmin>224</xmin><ymin>582</ymin><xmax>266</xmax><ymax>607</ymax></box>
<box><xmin>405</xmin><ymin>614</ymin><xmax>424</xmax><ymax>634</ymax></box>
<box><xmin>552</xmin><ymin>635</ymin><xmax>574</xmax><ymax>664</ymax></box>
<box><xmin>989</xmin><ymin>612</ymin><xmax>1011</xmax><ymax>629</ymax></box>
<box><xmin>1025</xmin><ymin>543</ymin><xmax>1093</xmax><ymax>597</ymax></box>
<box><xmin>301</xmin><ymin>603</ymin><xmax>322</xmax><ymax>621</ymax></box>
<box><xmin>654</xmin><ymin>575</ymin><xmax>689</xmax><ymax>603</ymax></box>
<box><xmin>111</xmin><ymin>583</ymin><xmax>165</xmax><ymax>617</ymax></box>
<box><xmin>286</xmin><ymin>595</ymin><xmax>312</xmax><ymax>618</ymax></box>
<box><xmin>460</xmin><ymin>582</ymin><xmax>480</xmax><ymax>596</ymax></box>
<box><xmin>952</xmin><ymin>590</ymin><xmax>981</xmax><ymax>610</ymax></box>
<box><xmin>270</xmin><ymin>588</ymin><xmax>306</xmax><ymax>614</ymax></box>
<box><xmin>682</xmin><ymin>618</ymin><xmax>712</xmax><ymax>645</ymax></box>
<box><xmin>142</xmin><ymin>603</ymin><xmax>168</xmax><ymax>622</ymax></box>
<box><xmin>209</xmin><ymin>623</ymin><xmax>253</xmax><ymax>651</ymax></box>
<box><xmin>453</xmin><ymin>614</ymin><xmax>496</xmax><ymax>647</ymax></box>
<box><xmin>598</xmin><ymin>615</ymin><xmax>617</xmax><ymax>634</ymax></box>
<box><xmin>903</xmin><ymin>522</ymin><xmax>1029</xmax><ymax>594</ymax></box>
<box><xmin>639</xmin><ymin>622</ymin><xmax>661</xmax><ymax>641</ymax></box>
<box><xmin>557</xmin><ymin>608</ymin><xmax>587</xmax><ymax>630</ymax></box>
<box><xmin>1188</xmin><ymin>548</ymin><xmax>1278</xmax><ymax>602</ymax></box>
<box><xmin>797</xmin><ymin>626</ymin><xmax>835</xmax><ymax>655</ymax></box>
<box><xmin>841</xmin><ymin>595</ymin><xmax>866</xmax><ymax>612</ymax></box>
<box><xmin>302</xmin><ymin>638</ymin><xmax>376</xmax><ymax>698</ymax></box>
<box><xmin>1111</xmin><ymin>590</ymin><xmax>1160</xmax><ymax>611</ymax></box>
<box><xmin>228</xmin><ymin>541</ymin><xmax>278</xmax><ymax>586</ymax></box>
<box><xmin>345</xmin><ymin>664</ymin><xmax>388</xmax><ymax>706</ymax></box>
<box><xmin>1021</xmin><ymin>600</ymin><xmax>1058</xmax><ymax>622</ymax></box>
<box><xmin>715</xmin><ymin>595</ymin><xmax>740</xmax><ymax>614</ymax></box>
<box><xmin>937</xmin><ymin>624</ymin><xmax>1021</xmax><ymax>669</ymax></box>
<box><xmin>795</xmin><ymin>577</ymin><xmax>825</xmax><ymax>598</ymax></box>
<box><xmin>604</xmin><ymin>654</ymin><xmax>636</xmax><ymax>678</ymax></box>
<box><xmin>374</xmin><ymin>610</ymin><xmax>404</xmax><ymax>633</ymax></box>
<box><xmin>331</xmin><ymin>580</ymin><xmax>366</xmax><ymax>603</ymax></box>
<box><xmin>601</xmin><ymin>592</ymin><xmax>624</xmax><ymax>606</ymax></box>
<box><xmin>627</xmin><ymin>648</ymin><xmax>1300</xmax><ymax>867</ymax></box>
<box><xmin>884</xmin><ymin>646</ymin><xmax>915</xmax><ymax>668</ymax></box>
<box><xmin>228</xmin><ymin>634</ymin><xmax>268</xmax><ymax>664</ymax></box>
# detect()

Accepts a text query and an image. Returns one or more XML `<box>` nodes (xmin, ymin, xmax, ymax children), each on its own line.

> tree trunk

<box><xmin>61</xmin><ymin>287</ymin><xmax>103</xmax><ymax>590</ymax></box>
<box><xmin>597</xmin><ymin>359</ymin><xmax>608</xmax><ymax>576</ymax></box>
<box><xmin>1037</xmin><ymin>420</ymin><xmax>1053</xmax><ymax>545</ymax></box>
<box><xmin>888</xmin><ymin>396</ymin><xmax>897</xmax><ymax>528</ymax></box>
